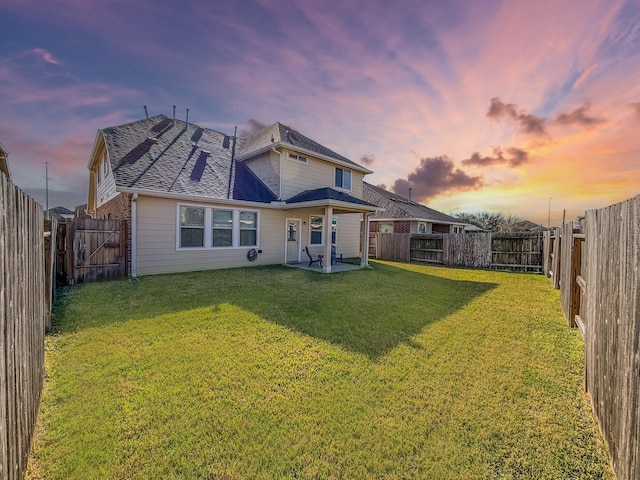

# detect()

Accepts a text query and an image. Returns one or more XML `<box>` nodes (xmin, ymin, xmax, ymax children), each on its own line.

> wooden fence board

<box><xmin>0</xmin><ymin>173</ymin><xmax>45</xmax><ymax>480</ymax></box>
<box><xmin>581</xmin><ymin>195</ymin><xmax>640</xmax><ymax>480</ymax></box>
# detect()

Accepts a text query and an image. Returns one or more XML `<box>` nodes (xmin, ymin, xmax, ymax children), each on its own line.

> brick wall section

<box><xmin>394</xmin><ymin>220</ymin><xmax>410</xmax><ymax>233</ymax></box>
<box><xmin>432</xmin><ymin>223</ymin><xmax>451</xmax><ymax>233</ymax></box>
<box><xmin>95</xmin><ymin>193</ymin><xmax>132</xmax><ymax>276</ymax></box>
<box><xmin>369</xmin><ymin>220</ymin><xmax>379</xmax><ymax>233</ymax></box>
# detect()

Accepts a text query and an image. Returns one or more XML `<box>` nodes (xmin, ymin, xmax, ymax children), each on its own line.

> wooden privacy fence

<box><xmin>549</xmin><ymin>196</ymin><xmax>640</xmax><ymax>480</ymax></box>
<box><xmin>1</xmin><ymin>173</ymin><xmax>46</xmax><ymax>480</ymax></box>
<box><xmin>370</xmin><ymin>232</ymin><xmax>543</xmax><ymax>271</ymax></box>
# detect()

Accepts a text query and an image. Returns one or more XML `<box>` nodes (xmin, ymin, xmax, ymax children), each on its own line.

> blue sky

<box><xmin>1</xmin><ymin>0</ymin><xmax>639</xmax><ymax>225</ymax></box>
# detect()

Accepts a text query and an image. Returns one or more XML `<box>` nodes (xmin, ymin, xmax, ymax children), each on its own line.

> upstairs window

<box><xmin>288</xmin><ymin>153</ymin><xmax>308</xmax><ymax>164</ymax></box>
<box><xmin>335</xmin><ymin>167</ymin><xmax>351</xmax><ymax>190</ymax></box>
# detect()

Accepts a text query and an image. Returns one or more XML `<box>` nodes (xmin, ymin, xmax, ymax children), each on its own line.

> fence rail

<box><xmin>1</xmin><ymin>173</ymin><xmax>46</xmax><ymax>480</ymax></box>
<box><xmin>549</xmin><ymin>196</ymin><xmax>640</xmax><ymax>480</ymax></box>
<box><xmin>370</xmin><ymin>232</ymin><xmax>543</xmax><ymax>271</ymax></box>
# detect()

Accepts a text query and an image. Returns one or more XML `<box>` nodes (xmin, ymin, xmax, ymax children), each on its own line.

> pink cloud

<box><xmin>32</xmin><ymin>48</ymin><xmax>61</xmax><ymax>65</ymax></box>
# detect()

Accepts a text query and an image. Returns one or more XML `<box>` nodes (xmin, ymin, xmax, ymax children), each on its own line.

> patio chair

<box><xmin>305</xmin><ymin>246</ymin><xmax>324</xmax><ymax>267</ymax></box>
<box><xmin>331</xmin><ymin>245</ymin><xmax>343</xmax><ymax>264</ymax></box>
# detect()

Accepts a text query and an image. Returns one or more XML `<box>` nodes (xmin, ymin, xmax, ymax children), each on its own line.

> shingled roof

<box><xmin>286</xmin><ymin>187</ymin><xmax>378</xmax><ymax>208</ymax></box>
<box><xmin>236</xmin><ymin>122</ymin><xmax>371</xmax><ymax>173</ymax></box>
<box><xmin>363</xmin><ymin>182</ymin><xmax>464</xmax><ymax>224</ymax></box>
<box><xmin>101</xmin><ymin>115</ymin><xmax>276</xmax><ymax>202</ymax></box>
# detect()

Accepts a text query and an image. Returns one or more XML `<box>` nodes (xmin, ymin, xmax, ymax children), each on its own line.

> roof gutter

<box><xmin>116</xmin><ymin>187</ymin><xmax>285</xmax><ymax>209</ymax></box>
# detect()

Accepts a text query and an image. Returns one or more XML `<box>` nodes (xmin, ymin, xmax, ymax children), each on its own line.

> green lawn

<box><xmin>29</xmin><ymin>261</ymin><xmax>612</xmax><ymax>479</ymax></box>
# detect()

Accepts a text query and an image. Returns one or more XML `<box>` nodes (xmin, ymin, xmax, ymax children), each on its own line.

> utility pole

<box><xmin>45</xmin><ymin>161</ymin><xmax>49</xmax><ymax>220</ymax></box>
<box><xmin>547</xmin><ymin>197</ymin><xmax>552</xmax><ymax>230</ymax></box>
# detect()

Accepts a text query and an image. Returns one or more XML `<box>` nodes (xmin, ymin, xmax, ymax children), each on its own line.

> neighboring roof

<box><xmin>236</xmin><ymin>122</ymin><xmax>372</xmax><ymax>174</ymax></box>
<box><xmin>50</xmin><ymin>206</ymin><xmax>74</xmax><ymax>215</ymax></box>
<box><xmin>0</xmin><ymin>141</ymin><xmax>10</xmax><ymax>180</ymax></box>
<box><xmin>99</xmin><ymin>115</ymin><xmax>276</xmax><ymax>203</ymax></box>
<box><xmin>363</xmin><ymin>182</ymin><xmax>464</xmax><ymax>225</ymax></box>
<box><xmin>286</xmin><ymin>187</ymin><xmax>378</xmax><ymax>209</ymax></box>
<box><xmin>516</xmin><ymin>219</ymin><xmax>547</xmax><ymax>232</ymax></box>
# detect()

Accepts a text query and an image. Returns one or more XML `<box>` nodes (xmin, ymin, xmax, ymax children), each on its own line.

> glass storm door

<box><xmin>286</xmin><ymin>219</ymin><xmax>301</xmax><ymax>263</ymax></box>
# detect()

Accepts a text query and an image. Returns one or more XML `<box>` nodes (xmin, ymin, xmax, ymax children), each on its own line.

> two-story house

<box><xmin>87</xmin><ymin>115</ymin><xmax>378</xmax><ymax>276</ymax></box>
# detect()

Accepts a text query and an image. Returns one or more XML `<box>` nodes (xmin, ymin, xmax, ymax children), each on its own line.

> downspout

<box><xmin>131</xmin><ymin>193</ymin><xmax>138</xmax><ymax>278</ymax></box>
<box><xmin>271</xmin><ymin>146</ymin><xmax>282</xmax><ymax>200</ymax></box>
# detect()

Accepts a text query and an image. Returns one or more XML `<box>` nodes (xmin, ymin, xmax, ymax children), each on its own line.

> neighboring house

<box><xmin>0</xmin><ymin>141</ymin><xmax>10</xmax><ymax>180</ymax></box>
<box><xmin>363</xmin><ymin>182</ymin><xmax>466</xmax><ymax>234</ymax></box>
<box><xmin>87</xmin><ymin>115</ymin><xmax>379</xmax><ymax>276</ymax></box>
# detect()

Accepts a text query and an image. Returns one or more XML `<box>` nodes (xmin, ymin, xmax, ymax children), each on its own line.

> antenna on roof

<box><xmin>143</xmin><ymin>105</ymin><xmax>148</xmax><ymax>119</ymax></box>
<box><xmin>185</xmin><ymin>108</ymin><xmax>189</xmax><ymax>130</ymax></box>
<box><xmin>172</xmin><ymin>105</ymin><xmax>176</xmax><ymax>123</ymax></box>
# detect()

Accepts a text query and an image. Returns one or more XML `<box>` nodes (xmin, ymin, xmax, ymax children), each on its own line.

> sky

<box><xmin>1</xmin><ymin>0</ymin><xmax>639</xmax><ymax>226</ymax></box>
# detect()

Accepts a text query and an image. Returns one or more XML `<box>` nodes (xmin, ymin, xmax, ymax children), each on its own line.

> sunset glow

<box><xmin>1</xmin><ymin>0</ymin><xmax>638</xmax><ymax>225</ymax></box>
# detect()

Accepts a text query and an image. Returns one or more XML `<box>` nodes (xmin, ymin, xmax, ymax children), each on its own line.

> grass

<box><xmin>28</xmin><ymin>261</ymin><xmax>613</xmax><ymax>479</ymax></box>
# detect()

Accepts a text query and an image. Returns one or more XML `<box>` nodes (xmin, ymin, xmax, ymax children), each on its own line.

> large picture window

<box><xmin>177</xmin><ymin>204</ymin><xmax>259</xmax><ymax>250</ymax></box>
<box><xmin>310</xmin><ymin>215</ymin><xmax>324</xmax><ymax>245</ymax></box>
<box><xmin>239</xmin><ymin>211</ymin><xmax>258</xmax><ymax>246</ymax></box>
<box><xmin>180</xmin><ymin>206</ymin><xmax>205</xmax><ymax>247</ymax></box>
<box><xmin>212</xmin><ymin>209</ymin><xmax>233</xmax><ymax>247</ymax></box>
<box><xmin>335</xmin><ymin>167</ymin><xmax>351</xmax><ymax>190</ymax></box>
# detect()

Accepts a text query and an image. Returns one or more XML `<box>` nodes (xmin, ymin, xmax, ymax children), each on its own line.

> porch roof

<box><xmin>285</xmin><ymin>187</ymin><xmax>380</xmax><ymax>213</ymax></box>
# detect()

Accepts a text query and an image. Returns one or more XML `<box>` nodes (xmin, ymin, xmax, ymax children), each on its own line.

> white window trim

<box><xmin>309</xmin><ymin>214</ymin><xmax>325</xmax><ymax>246</ymax></box>
<box><xmin>334</xmin><ymin>167</ymin><xmax>352</xmax><ymax>191</ymax></box>
<box><xmin>176</xmin><ymin>203</ymin><xmax>260</xmax><ymax>251</ymax></box>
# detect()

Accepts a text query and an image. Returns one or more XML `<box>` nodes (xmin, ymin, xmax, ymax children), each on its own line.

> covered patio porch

<box><xmin>282</xmin><ymin>187</ymin><xmax>380</xmax><ymax>273</ymax></box>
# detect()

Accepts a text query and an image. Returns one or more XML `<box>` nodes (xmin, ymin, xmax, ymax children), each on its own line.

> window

<box><xmin>288</xmin><ymin>153</ymin><xmax>308</xmax><ymax>163</ymax></box>
<box><xmin>453</xmin><ymin>225</ymin><xmax>464</xmax><ymax>234</ymax></box>
<box><xmin>379</xmin><ymin>222</ymin><xmax>394</xmax><ymax>233</ymax></box>
<box><xmin>177</xmin><ymin>205</ymin><xmax>259</xmax><ymax>250</ymax></box>
<box><xmin>335</xmin><ymin>167</ymin><xmax>351</xmax><ymax>190</ymax></box>
<box><xmin>180</xmin><ymin>206</ymin><xmax>205</xmax><ymax>247</ymax></box>
<box><xmin>331</xmin><ymin>217</ymin><xmax>337</xmax><ymax>245</ymax></box>
<box><xmin>239</xmin><ymin>211</ymin><xmax>257</xmax><ymax>246</ymax></box>
<box><xmin>212</xmin><ymin>209</ymin><xmax>233</xmax><ymax>247</ymax></box>
<box><xmin>417</xmin><ymin>222</ymin><xmax>427</xmax><ymax>234</ymax></box>
<box><xmin>310</xmin><ymin>215</ymin><xmax>324</xmax><ymax>245</ymax></box>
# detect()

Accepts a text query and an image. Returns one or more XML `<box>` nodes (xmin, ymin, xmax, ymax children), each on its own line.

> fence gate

<box><xmin>72</xmin><ymin>218</ymin><xmax>127</xmax><ymax>283</ymax></box>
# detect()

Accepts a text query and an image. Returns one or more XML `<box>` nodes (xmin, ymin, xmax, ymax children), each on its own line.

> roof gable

<box><xmin>237</xmin><ymin>122</ymin><xmax>372</xmax><ymax>173</ymax></box>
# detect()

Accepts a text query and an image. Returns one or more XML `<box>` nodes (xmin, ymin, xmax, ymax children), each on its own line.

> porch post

<box><xmin>361</xmin><ymin>212</ymin><xmax>370</xmax><ymax>267</ymax></box>
<box><xmin>323</xmin><ymin>206</ymin><xmax>333</xmax><ymax>273</ymax></box>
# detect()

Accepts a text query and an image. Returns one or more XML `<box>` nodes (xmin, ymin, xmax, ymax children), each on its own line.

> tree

<box><xmin>453</xmin><ymin>211</ymin><xmax>526</xmax><ymax>233</ymax></box>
